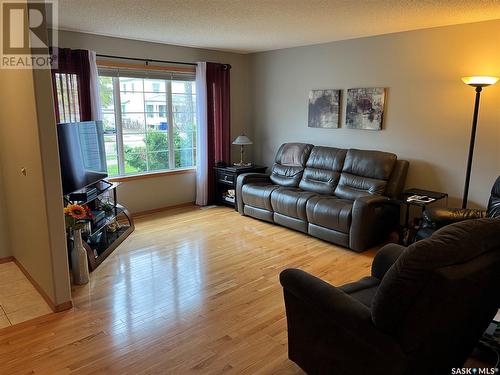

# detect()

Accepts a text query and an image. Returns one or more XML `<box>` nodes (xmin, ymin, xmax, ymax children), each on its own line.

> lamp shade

<box><xmin>232</xmin><ymin>135</ymin><xmax>253</xmax><ymax>145</ymax></box>
<box><xmin>461</xmin><ymin>76</ymin><xmax>499</xmax><ymax>87</ymax></box>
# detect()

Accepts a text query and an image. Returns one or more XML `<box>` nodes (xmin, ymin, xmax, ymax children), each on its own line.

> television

<box><xmin>57</xmin><ymin>120</ymin><xmax>108</xmax><ymax>195</ymax></box>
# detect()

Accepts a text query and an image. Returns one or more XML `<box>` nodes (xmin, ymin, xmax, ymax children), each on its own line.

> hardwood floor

<box><xmin>0</xmin><ymin>205</ymin><xmax>378</xmax><ymax>374</ymax></box>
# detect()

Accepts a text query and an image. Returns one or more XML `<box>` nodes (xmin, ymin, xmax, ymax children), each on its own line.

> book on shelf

<box><xmin>223</xmin><ymin>195</ymin><xmax>235</xmax><ymax>203</ymax></box>
<box><xmin>222</xmin><ymin>189</ymin><xmax>236</xmax><ymax>203</ymax></box>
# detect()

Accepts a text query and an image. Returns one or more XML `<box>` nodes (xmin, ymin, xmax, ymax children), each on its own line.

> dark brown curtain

<box><xmin>206</xmin><ymin>62</ymin><xmax>231</xmax><ymax>203</ymax></box>
<box><xmin>50</xmin><ymin>48</ymin><xmax>92</xmax><ymax>123</ymax></box>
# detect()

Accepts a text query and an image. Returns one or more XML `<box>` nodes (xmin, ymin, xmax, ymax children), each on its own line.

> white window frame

<box><xmin>98</xmin><ymin>67</ymin><xmax>196</xmax><ymax>177</ymax></box>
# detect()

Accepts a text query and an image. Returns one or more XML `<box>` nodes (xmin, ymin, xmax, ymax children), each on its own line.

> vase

<box><xmin>71</xmin><ymin>228</ymin><xmax>89</xmax><ymax>285</ymax></box>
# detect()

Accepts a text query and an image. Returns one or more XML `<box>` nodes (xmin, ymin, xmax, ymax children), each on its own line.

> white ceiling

<box><xmin>56</xmin><ymin>0</ymin><xmax>500</xmax><ymax>54</ymax></box>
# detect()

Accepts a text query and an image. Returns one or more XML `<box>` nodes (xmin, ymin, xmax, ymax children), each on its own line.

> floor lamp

<box><xmin>461</xmin><ymin>76</ymin><xmax>499</xmax><ymax>208</ymax></box>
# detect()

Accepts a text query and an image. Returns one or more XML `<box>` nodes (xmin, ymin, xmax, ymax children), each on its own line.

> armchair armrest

<box><xmin>371</xmin><ymin>243</ymin><xmax>406</xmax><ymax>280</ymax></box>
<box><xmin>350</xmin><ymin>195</ymin><xmax>400</xmax><ymax>252</ymax></box>
<box><xmin>280</xmin><ymin>268</ymin><xmax>406</xmax><ymax>374</ymax></box>
<box><xmin>422</xmin><ymin>207</ymin><xmax>487</xmax><ymax>229</ymax></box>
<box><xmin>280</xmin><ymin>268</ymin><xmax>372</xmax><ymax>327</ymax></box>
<box><xmin>236</xmin><ymin>173</ymin><xmax>271</xmax><ymax>214</ymax></box>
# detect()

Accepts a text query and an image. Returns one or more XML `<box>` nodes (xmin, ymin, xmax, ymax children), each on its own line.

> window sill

<box><xmin>108</xmin><ymin>168</ymin><xmax>196</xmax><ymax>182</ymax></box>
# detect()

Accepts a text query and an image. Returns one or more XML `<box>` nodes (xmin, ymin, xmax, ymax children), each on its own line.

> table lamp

<box><xmin>232</xmin><ymin>135</ymin><xmax>253</xmax><ymax>166</ymax></box>
<box><xmin>461</xmin><ymin>76</ymin><xmax>499</xmax><ymax>208</ymax></box>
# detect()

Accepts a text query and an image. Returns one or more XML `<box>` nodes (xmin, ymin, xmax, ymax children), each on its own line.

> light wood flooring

<box><xmin>0</xmin><ymin>262</ymin><xmax>52</xmax><ymax>328</ymax></box>
<box><xmin>0</xmin><ymin>205</ymin><xmax>378</xmax><ymax>374</ymax></box>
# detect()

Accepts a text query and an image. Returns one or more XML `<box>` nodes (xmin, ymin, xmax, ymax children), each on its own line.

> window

<box><xmin>54</xmin><ymin>72</ymin><xmax>81</xmax><ymax>123</ymax></box>
<box><xmin>98</xmin><ymin>69</ymin><xmax>196</xmax><ymax>177</ymax></box>
<box><xmin>159</xmin><ymin>104</ymin><xmax>167</xmax><ymax>117</ymax></box>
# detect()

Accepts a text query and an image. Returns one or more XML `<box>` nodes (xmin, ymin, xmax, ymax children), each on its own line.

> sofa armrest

<box><xmin>236</xmin><ymin>173</ymin><xmax>271</xmax><ymax>214</ymax></box>
<box><xmin>371</xmin><ymin>243</ymin><xmax>406</xmax><ymax>280</ymax></box>
<box><xmin>350</xmin><ymin>195</ymin><xmax>400</xmax><ymax>252</ymax></box>
<box><xmin>280</xmin><ymin>268</ymin><xmax>406</xmax><ymax>374</ymax></box>
<box><xmin>422</xmin><ymin>207</ymin><xmax>487</xmax><ymax>229</ymax></box>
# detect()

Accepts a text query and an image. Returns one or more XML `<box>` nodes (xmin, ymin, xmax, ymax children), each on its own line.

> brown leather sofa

<box><xmin>236</xmin><ymin>143</ymin><xmax>409</xmax><ymax>252</ymax></box>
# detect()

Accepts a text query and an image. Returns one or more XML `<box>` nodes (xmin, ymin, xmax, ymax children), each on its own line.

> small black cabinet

<box><xmin>214</xmin><ymin>165</ymin><xmax>267</xmax><ymax>209</ymax></box>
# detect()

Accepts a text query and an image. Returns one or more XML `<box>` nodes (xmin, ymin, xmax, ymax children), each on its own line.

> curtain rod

<box><xmin>96</xmin><ymin>53</ymin><xmax>197</xmax><ymax>67</ymax></box>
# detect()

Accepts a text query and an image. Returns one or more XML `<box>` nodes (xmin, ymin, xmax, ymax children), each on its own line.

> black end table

<box><xmin>392</xmin><ymin>188</ymin><xmax>448</xmax><ymax>245</ymax></box>
<box><xmin>214</xmin><ymin>164</ymin><xmax>267</xmax><ymax>210</ymax></box>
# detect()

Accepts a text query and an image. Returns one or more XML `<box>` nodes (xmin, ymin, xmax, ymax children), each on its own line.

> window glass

<box><xmin>54</xmin><ymin>73</ymin><xmax>81</xmax><ymax>123</ymax></box>
<box><xmin>98</xmin><ymin>74</ymin><xmax>196</xmax><ymax>176</ymax></box>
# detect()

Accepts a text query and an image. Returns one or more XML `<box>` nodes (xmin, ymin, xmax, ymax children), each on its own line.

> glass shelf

<box><xmin>64</xmin><ymin>180</ymin><xmax>119</xmax><ymax>205</ymax></box>
<box><xmin>89</xmin><ymin>206</ymin><xmax>126</xmax><ymax>237</ymax></box>
<box><xmin>88</xmin><ymin>225</ymin><xmax>131</xmax><ymax>258</ymax></box>
<box><xmin>64</xmin><ymin>178</ymin><xmax>134</xmax><ymax>272</ymax></box>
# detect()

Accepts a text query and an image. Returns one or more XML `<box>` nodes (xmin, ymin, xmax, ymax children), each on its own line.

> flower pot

<box><xmin>71</xmin><ymin>228</ymin><xmax>89</xmax><ymax>285</ymax></box>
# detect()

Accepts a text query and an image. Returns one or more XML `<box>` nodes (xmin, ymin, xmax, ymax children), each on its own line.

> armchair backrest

<box><xmin>487</xmin><ymin>176</ymin><xmax>500</xmax><ymax>218</ymax></box>
<box><xmin>372</xmin><ymin>219</ymin><xmax>500</xmax><ymax>370</ymax></box>
<box><xmin>334</xmin><ymin>149</ymin><xmax>397</xmax><ymax>200</ymax></box>
<box><xmin>270</xmin><ymin>143</ymin><xmax>313</xmax><ymax>187</ymax></box>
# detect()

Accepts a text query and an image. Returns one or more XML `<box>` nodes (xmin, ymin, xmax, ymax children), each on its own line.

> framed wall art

<box><xmin>345</xmin><ymin>87</ymin><xmax>386</xmax><ymax>130</ymax></box>
<box><xmin>308</xmin><ymin>89</ymin><xmax>341</xmax><ymax>129</ymax></box>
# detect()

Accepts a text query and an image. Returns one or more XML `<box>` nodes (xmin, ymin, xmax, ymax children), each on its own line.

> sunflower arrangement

<box><xmin>64</xmin><ymin>203</ymin><xmax>93</xmax><ymax>230</ymax></box>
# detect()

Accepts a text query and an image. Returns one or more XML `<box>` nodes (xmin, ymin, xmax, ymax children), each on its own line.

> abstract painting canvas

<box><xmin>308</xmin><ymin>89</ymin><xmax>341</xmax><ymax>128</ymax></box>
<box><xmin>345</xmin><ymin>88</ymin><xmax>386</xmax><ymax>130</ymax></box>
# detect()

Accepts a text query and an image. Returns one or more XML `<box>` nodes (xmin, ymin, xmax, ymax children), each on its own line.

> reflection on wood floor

<box><xmin>0</xmin><ymin>205</ymin><xmax>377</xmax><ymax>374</ymax></box>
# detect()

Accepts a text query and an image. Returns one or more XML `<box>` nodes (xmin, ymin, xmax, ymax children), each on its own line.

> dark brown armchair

<box><xmin>280</xmin><ymin>218</ymin><xmax>500</xmax><ymax>374</ymax></box>
<box><xmin>416</xmin><ymin>176</ymin><xmax>500</xmax><ymax>240</ymax></box>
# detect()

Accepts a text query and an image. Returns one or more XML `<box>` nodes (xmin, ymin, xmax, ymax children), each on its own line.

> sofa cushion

<box><xmin>299</xmin><ymin>146</ymin><xmax>347</xmax><ymax>195</ymax></box>
<box><xmin>335</xmin><ymin>173</ymin><xmax>387</xmax><ymax>200</ymax></box>
<box><xmin>335</xmin><ymin>149</ymin><xmax>397</xmax><ymax>200</ymax></box>
<box><xmin>241</xmin><ymin>183</ymin><xmax>280</xmax><ymax>211</ymax></box>
<box><xmin>343</xmin><ymin>149</ymin><xmax>397</xmax><ymax>180</ymax></box>
<box><xmin>270</xmin><ymin>143</ymin><xmax>313</xmax><ymax>187</ymax></box>
<box><xmin>271</xmin><ymin>188</ymin><xmax>317</xmax><ymax>220</ymax></box>
<box><xmin>306</xmin><ymin>196</ymin><xmax>353</xmax><ymax>233</ymax></box>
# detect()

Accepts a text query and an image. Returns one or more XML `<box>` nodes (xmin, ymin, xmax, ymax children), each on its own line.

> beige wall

<box><xmin>252</xmin><ymin>20</ymin><xmax>500</xmax><ymax>208</ymax></box>
<box><xmin>0</xmin><ymin>66</ymin><xmax>71</xmax><ymax>305</ymax></box>
<box><xmin>31</xmin><ymin>67</ymin><xmax>73</xmax><ymax>305</ymax></box>
<box><xmin>0</xmin><ymin>168</ymin><xmax>10</xmax><ymax>258</ymax></box>
<box><xmin>57</xmin><ymin>30</ymin><xmax>253</xmax><ymax>212</ymax></box>
<box><xmin>116</xmin><ymin>171</ymin><xmax>196</xmax><ymax>213</ymax></box>
<box><xmin>0</xmin><ymin>1</ymin><xmax>70</xmax><ymax>307</ymax></box>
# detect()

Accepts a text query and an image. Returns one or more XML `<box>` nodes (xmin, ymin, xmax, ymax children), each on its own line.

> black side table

<box><xmin>392</xmin><ymin>188</ymin><xmax>448</xmax><ymax>245</ymax></box>
<box><xmin>214</xmin><ymin>165</ymin><xmax>267</xmax><ymax>210</ymax></box>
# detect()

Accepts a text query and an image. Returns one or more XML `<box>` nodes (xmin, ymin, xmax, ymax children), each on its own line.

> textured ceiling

<box><xmin>56</xmin><ymin>0</ymin><xmax>500</xmax><ymax>53</ymax></box>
